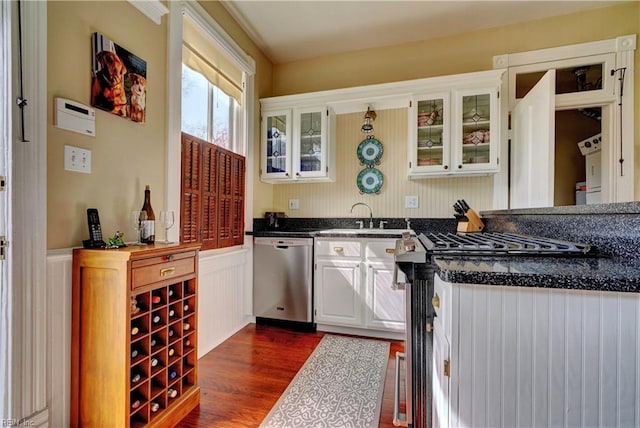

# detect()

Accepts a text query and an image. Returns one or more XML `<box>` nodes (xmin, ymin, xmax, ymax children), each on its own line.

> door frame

<box><xmin>492</xmin><ymin>34</ymin><xmax>636</xmax><ymax>209</ymax></box>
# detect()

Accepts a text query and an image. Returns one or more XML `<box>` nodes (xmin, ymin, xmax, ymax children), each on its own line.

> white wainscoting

<box><xmin>444</xmin><ymin>279</ymin><xmax>640</xmax><ymax>428</ymax></box>
<box><xmin>45</xmin><ymin>246</ymin><xmax>252</xmax><ymax>427</ymax></box>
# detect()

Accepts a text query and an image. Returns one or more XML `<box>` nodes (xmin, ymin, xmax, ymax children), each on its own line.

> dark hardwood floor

<box><xmin>176</xmin><ymin>323</ymin><xmax>405</xmax><ymax>427</ymax></box>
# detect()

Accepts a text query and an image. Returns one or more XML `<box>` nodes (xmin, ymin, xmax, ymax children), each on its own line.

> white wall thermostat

<box><xmin>55</xmin><ymin>97</ymin><xmax>96</xmax><ymax>137</ymax></box>
<box><xmin>577</xmin><ymin>133</ymin><xmax>601</xmax><ymax>156</ymax></box>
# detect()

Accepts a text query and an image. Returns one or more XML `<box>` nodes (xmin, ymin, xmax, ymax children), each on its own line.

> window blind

<box><xmin>182</xmin><ymin>17</ymin><xmax>243</xmax><ymax>104</ymax></box>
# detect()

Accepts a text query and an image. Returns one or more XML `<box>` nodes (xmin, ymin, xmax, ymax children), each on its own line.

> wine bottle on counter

<box><xmin>140</xmin><ymin>185</ymin><xmax>155</xmax><ymax>244</ymax></box>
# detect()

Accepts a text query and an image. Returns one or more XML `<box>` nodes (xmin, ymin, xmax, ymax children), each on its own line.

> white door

<box><xmin>510</xmin><ymin>70</ymin><xmax>556</xmax><ymax>208</ymax></box>
<box><xmin>314</xmin><ymin>260</ymin><xmax>362</xmax><ymax>327</ymax></box>
<box><xmin>432</xmin><ymin>319</ymin><xmax>450</xmax><ymax>428</ymax></box>
<box><xmin>366</xmin><ymin>262</ymin><xmax>405</xmax><ymax>331</ymax></box>
<box><xmin>0</xmin><ymin>0</ymin><xmax>12</xmax><ymax>416</ymax></box>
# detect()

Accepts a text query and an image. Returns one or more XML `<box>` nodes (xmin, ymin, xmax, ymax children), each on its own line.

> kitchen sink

<box><xmin>317</xmin><ymin>228</ymin><xmax>414</xmax><ymax>236</ymax></box>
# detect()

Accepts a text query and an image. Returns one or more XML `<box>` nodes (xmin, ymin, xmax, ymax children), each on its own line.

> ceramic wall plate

<box><xmin>357</xmin><ymin>168</ymin><xmax>383</xmax><ymax>194</ymax></box>
<box><xmin>357</xmin><ymin>137</ymin><xmax>383</xmax><ymax>166</ymax></box>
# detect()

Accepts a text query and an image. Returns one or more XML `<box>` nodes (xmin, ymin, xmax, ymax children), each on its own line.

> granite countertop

<box><xmin>434</xmin><ymin>255</ymin><xmax>640</xmax><ymax>293</ymax></box>
<box><xmin>250</xmin><ymin>229</ymin><xmax>411</xmax><ymax>239</ymax></box>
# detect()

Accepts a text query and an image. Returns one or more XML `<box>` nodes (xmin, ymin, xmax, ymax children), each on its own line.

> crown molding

<box><xmin>127</xmin><ymin>0</ymin><xmax>169</xmax><ymax>25</ymax></box>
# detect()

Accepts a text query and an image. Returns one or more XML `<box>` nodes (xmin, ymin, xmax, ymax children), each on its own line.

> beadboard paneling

<box><xmin>451</xmin><ymin>280</ymin><xmax>640</xmax><ymax>428</ymax></box>
<box><xmin>273</xmin><ymin>109</ymin><xmax>494</xmax><ymax>219</ymax></box>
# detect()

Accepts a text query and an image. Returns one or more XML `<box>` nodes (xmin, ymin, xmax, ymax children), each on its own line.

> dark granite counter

<box><xmin>434</xmin><ymin>255</ymin><xmax>640</xmax><ymax>293</ymax></box>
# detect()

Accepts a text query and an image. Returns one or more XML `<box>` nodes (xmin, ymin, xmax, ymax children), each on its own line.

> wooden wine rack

<box><xmin>71</xmin><ymin>243</ymin><xmax>201</xmax><ymax>428</ymax></box>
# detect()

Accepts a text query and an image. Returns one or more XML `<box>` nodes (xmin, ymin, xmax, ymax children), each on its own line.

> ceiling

<box><xmin>221</xmin><ymin>1</ymin><xmax>627</xmax><ymax>64</ymax></box>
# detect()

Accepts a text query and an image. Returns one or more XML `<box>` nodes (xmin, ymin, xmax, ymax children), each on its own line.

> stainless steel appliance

<box><xmin>253</xmin><ymin>237</ymin><xmax>314</xmax><ymax>326</ymax></box>
<box><xmin>393</xmin><ymin>232</ymin><xmax>592</xmax><ymax>428</ymax></box>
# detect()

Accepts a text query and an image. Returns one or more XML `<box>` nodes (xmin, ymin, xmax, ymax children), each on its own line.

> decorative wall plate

<box><xmin>357</xmin><ymin>168</ymin><xmax>383</xmax><ymax>194</ymax></box>
<box><xmin>357</xmin><ymin>137</ymin><xmax>383</xmax><ymax>166</ymax></box>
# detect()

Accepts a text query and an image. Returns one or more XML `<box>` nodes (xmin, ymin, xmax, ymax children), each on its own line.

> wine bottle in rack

<box><xmin>183</xmin><ymin>303</ymin><xmax>189</xmax><ymax>312</ymax></box>
<box><xmin>184</xmin><ymin>338</ymin><xmax>191</xmax><ymax>347</ymax></box>
<box><xmin>168</xmin><ymin>328</ymin><xmax>175</xmax><ymax>338</ymax></box>
<box><xmin>131</xmin><ymin>348</ymin><xmax>139</xmax><ymax>359</ymax></box>
<box><xmin>140</xmin><ymin>185</ymin><xmax>156</xmax><ymax>244</ymax></box>
<box><xmin>169</xmin><ymin>369</ymin><xmax>177</xmax><ymax>380</ymax></box>
<box><xmin>131</xmin><ymin>326</ymin><xmax>139</xmax><ymax>336</ymax></box>
<box><xmin>169</xmin><ymin>289</ymin><xmax>174</xmax><ymax>298</ymax></box>
<box><xmin>183</xmin><ymin>322</ymin><xmax>190</xmax><ymax>331</ymax></box>
<box><xmin>168</xmin><ymin>308</ymin><xmax>175</xmax><ymax>318</ymax></box>
<box><xmin>131</xmin><ymin>399</ymin><xmax>141</xmax><ymax>410</ymax></box>
<box><xmin>152</xmin><ymin>295</ymin><xmax>161</xmax><ymax>304</ymax></box>
<box><xmin>131</xmin><ymin>372</ymin><xmax>142</xmax><ymax>383</ymax></box>
<box><xmin>168</xmin><ymin>347</ymin><xmax>175</xmax><ymax>357</ymax></box>
<box><xmin>150</xmin><ymin>336</ymin><xmax>157</xmax><ymax>347</ymax></box>
<box><xmin>151</xmin><ymin>357</ymin><xmax>159</xmax><ymax>367</ymax></box>
<box><xmin>150</xmin><ymin>402</ymin><xmax>160</xmax><ymax>413</ymax></box>
<box><xmin>152</xmin><ymin>314</ymin><xmax>161</xmax><ymax>324</ymax></box>
<box><xmin>168</xmin><ymin>388</ymin><xmax>177</xmax><ymax>399</ymax></box>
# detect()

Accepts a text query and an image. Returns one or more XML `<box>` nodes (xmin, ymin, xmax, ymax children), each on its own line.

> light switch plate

<box><xmin>405</xmin><ymin>195</ymin><xmax>419</xmax><ymax>209</ymax></box>
<box><xmin>288</xmin><ymin>199</ymin><xmax>300</xmax><ymax>210</ymax></box>
<box><xmin>64</xmin><ymin>145</ymin><xmax>92</xmax><ymax>173</ymax></box>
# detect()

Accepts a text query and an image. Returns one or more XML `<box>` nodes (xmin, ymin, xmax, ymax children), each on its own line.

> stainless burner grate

<box><xmin>419</xmin><ymin>232</ymin><xmax>592</xmax><ymax>255</ymax></box>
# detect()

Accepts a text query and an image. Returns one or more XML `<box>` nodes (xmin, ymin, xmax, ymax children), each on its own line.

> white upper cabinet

<box><xmin>408</xmin><ymin>72</ymin><xmax>502</xmax><ymax>177</ymax></box>
<box><xmin>260</xmin><ymin>102</ymin><xmax>335</xmax><ymax>183</ymax></box>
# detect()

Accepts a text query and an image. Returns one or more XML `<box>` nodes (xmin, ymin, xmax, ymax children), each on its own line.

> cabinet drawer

<box><xmin>365</xmin><ymin>240</ymin><xmax>397</xmax><ymax>260</ymax></box>
<box><xmin>316</xmin><ymin>240</ymin><xmax>361</xmax><ymax>257</ymax></box>
<box><xmin>131</xmin><ymin>253</ymin><xmax>196</xmax><ymax>289</ymax></box>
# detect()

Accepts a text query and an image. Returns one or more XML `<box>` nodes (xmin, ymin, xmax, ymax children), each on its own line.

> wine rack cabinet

<box><xmin>71</xmin><ymin>243</ymin><xmax>201</xmax><ymax>428</ymax></box>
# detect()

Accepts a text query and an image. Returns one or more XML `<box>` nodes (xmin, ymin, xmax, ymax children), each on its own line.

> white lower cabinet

<box><xmin>433</xmin><ymin>274</ymin><xmax>640</xmax><ymax>428</ymax></box>
<box><xmin>314</xmin><ymin>237</ymin><xmax>405</xmax><ymax>336</ymax></box>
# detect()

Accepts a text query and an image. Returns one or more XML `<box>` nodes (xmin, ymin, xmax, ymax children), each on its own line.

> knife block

<box><xmin>456</xmin><ymin>209</ymin><xmax>485</xmax><ymax>233</ymax></box>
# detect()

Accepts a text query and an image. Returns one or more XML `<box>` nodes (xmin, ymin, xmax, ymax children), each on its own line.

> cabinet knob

<box><xmin>285</xmin><ymin>173</ymin><xmax>289</xmax><ymax>177</ymax></box>
<box><xmin>333</xmin><ymin>246</ymin><xmax>343</xmax><ymax>253</ymax></box>
<box><xmin>432</xmin><ymin>293</ymin><xmax>440</xmax><ymax>308</ymax></box>
<box><xmin>296</xmin><ymin>172</ymin><xmax>301</xmax><ymax>177</ymax></box>
<box><xmin>443</xmin><ymin>165</ymin><xmax>449</xmax><ymax>170</ymax></box>
<box><xmin>458</xmin><ymin>164</ymin><xmax>462</xmax><ymax>169</ymax></box>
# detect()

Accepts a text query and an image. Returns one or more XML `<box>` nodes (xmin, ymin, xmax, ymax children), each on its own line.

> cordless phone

<box><xmin>83</xmin><ymin>208</ymin><xmax>106</xmax><ymax>248</ymax></box>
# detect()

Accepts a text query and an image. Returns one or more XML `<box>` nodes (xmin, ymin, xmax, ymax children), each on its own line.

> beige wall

<box><xmin>257</xmin><ymin>2</ymin><xmax>639</xmax><ymax>219</ymax></box>
<box><xmin>47</xmin><ymin>1</ymin><xmax>273</xmax><ymax>249</ymax></box>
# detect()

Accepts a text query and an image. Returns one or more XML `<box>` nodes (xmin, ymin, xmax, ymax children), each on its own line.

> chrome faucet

<box><xmin>350</xmin><ymin>202</ymin><xmax>373</xmax><ymax>229</ymax></box>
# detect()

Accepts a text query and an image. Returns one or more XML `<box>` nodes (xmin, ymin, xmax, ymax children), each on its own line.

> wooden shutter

<box><xmin>231</xmin><ymin>153</ymin><xmax>245</xmax><ymax>245</ymax></box>
<box><xmin>217</xmin><ymin>147</ymin><xmax>233</xmax><ymax>248</ymax></box>
<box><xmin>200</xmin><ymin>143</ymin><xmax>218</xmax><ymax>250</ymax></box>
<box><xmin>180</xmin><ymin>134</ymin><xmax>201</xmax><ymax>244</ymax></box>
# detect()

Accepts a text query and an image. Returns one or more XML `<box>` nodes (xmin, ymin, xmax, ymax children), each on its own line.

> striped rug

<box><xmin>260</xmin><ymin>334</ymin><xmax>390</xmax><ymax>428</ymax></box>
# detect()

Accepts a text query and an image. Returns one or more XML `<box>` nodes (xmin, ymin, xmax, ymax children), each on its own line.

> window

<box><xmin>181</xmin><ymin>64</ymin><xmax>239</xmax><ymax>151</ymax></box>
<box><xmin>179</xmin><ymin>13</ymin><xmax>247</xmax><ymax>250</ymax></box>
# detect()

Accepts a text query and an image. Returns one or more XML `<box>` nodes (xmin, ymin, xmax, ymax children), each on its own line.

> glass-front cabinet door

<box><xmin>408</xmin><ymin>92</ymin><xmax>450</xmax><ymax>175</ymax></box>
<box><xmin>452</xmin><ymin>87</ymin><xmax>499</xmax><ymax>173</ymax></box>
<box><xmin>294</xmin><ymin>107</ymin><xmax>327</xmax><ymax>179</ymax></box>
<box><xmin>261</xmin><ymin>109</ymin><xmax>292</xmax><ymax>180</ymax></box>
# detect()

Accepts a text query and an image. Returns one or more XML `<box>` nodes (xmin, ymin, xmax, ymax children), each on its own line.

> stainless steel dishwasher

<box><xmin>253</xmin><ymin>237</ymin><xmax>314</xmax><ymax>327</ymax></box>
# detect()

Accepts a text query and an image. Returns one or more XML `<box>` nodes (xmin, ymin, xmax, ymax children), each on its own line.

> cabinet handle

<box><xmin>333</xmin><ymin>246</ymin><xmax>343</xmax><ymax>253</ymax></box>
<box><xmin>432</xmin><ymin>293</ymin><xmax>440</xmax><ymax>308</ymax></box>
<box><xmin>160</xmin><ymin>267</ymin><xmax>176</xmax><ymax>277</ymax></box>
<box><xmin>385</xmin><ymin>248</ymin><xmax>395</xmax><ymax>254</ymax></box>
<box><xmin>444</xmin><ymin>359</ymin><xmax>450</xmax><ymax>377</ymax></box>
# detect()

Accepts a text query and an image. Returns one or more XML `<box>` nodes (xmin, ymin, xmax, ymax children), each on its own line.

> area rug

<box><xmin>260</xmin><ymin>334</ymin><xmax>390</xmax><ymax>428</ymax></box>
